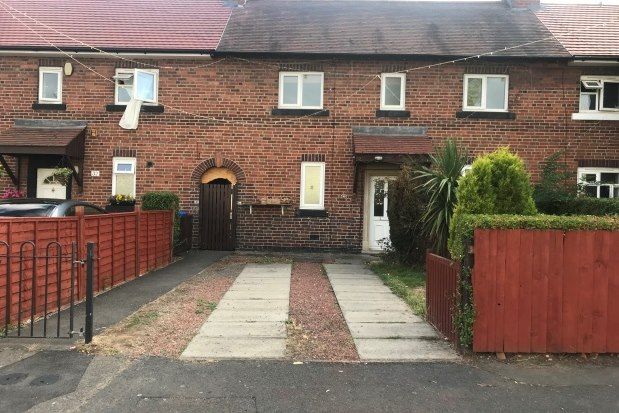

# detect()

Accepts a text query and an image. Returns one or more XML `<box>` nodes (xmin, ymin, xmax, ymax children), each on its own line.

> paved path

<box><xmin>181</xmin><ymin>263</ymin><xmax>291</xmax><ymax>360</ymax></box>
<box><xmin>324</xmin><ymin>263</ymin><xmax>457</xmax><ymax>361</ymax></box>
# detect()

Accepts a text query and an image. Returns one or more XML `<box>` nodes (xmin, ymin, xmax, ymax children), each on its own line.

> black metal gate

<box><xmin>1</xmin><ymin>241</ymin><xmax>94</xmax><ymax>342</ymax></box>
<box><xmin>200</xmin><ymin>184</ymin><xmax>237</xmax><ymax>250</ymax></box>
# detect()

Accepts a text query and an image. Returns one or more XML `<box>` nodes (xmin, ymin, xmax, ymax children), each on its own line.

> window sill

<box><xmin>32</xmin><ymin>103</ymin><xmax>66</xmax><ymax>111</ymax></box>
<box><xmin>106</xmin><ymin>104</ymin><xmax>165</xmax><ymax>113</ymax></box>
<box><xmin>572</xmin><ymin>112</ymin><xmax>619</xmax><ymax>121</ymax></box>
<box><xmin>456</xmin><ymin>111</ymin><xmax>516</xmax><ymax>120</ymax></box>
<box><xmin>376</xmin><ymin>110</ymin><xmax>410</xmax><ymax>118</ymax></box>
<box><xmin>297</xmin><ymin>209</ymin><xmax>328</xmax><ymax>218</ymax></box>
<box><xmin>271</xmin><ymin>108</ymin><xmax>329</xmax><ymax>116</ymax></box>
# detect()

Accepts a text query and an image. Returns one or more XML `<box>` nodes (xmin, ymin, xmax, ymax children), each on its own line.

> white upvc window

<box><xmin>380</xmin><ymin>73</ymin><xmax>406</xmax><ymax>110</ymax></box>
<box><xmin>578</xmin><ymin>76</ymin><xmax>619</xmax><ymax>113</ymax></box>
<box><xmin>300</xmin><ymin>162</ymin><xmax>325</xmax><ymax>210</ymax></box>
<box><xmin>463</xmin><ymin>74</ymin><xmax>509</xmax><ymax>112</ymax></box>
<box><xmin>38</xmin><ymin>67</ymin><xmax>63</xmax><ymax>104</ymax></box>
<box><xmin>278</xmin><ymin>72</ymin><xmax>324</xmax><ymax>109</ymax></box>
<box><xmin>114</xmin><ymin>68</ymin><xmax>159</xmax><ymax>105</ymax></box>
<box><xmin>578</xmin><ymin>167</ymin><xmax>619</xmax><ymax>199</ymax></box>
<box><xmin>112</xmin><ymin>157</ymin><xmax>137</xmax><ymax>197</ymax></box>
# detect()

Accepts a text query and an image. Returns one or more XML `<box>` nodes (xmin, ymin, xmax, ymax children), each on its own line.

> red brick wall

<box><xmin>0</xmin><ymin>56</ymin><xmax>617</xmax><ymax>251</ymax></box>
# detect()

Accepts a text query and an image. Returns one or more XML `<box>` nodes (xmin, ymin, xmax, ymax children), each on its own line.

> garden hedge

<box><xmin>141</xmin><ymin>191</ymin><xmax>181</xmax><ymax>245</ymax></box>
<box><xmin>536</xmin><ymin>197</ymin><xmax>619</xmax><ymax>217</ymax></box>
<box><xmin>448</xmin><ymin>213</ymin><xmax>619</xmax><ymax>348</ymax></box>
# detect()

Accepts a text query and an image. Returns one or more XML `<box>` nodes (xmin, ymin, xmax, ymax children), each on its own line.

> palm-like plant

<box><xmin>415</xmin><ymin>140</ymin><xmax>468</xmax><ymax>257</ymax></box>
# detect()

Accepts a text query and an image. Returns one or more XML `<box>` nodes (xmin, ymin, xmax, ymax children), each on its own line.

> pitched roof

<box><xmin>217</xmin><ymin>0</ymin><xmax>570</xmax><ymax>58</ymax></box>
<box><xmin>535</xmin><ymin>4</ymin><xmax>619</xmax><ymax>58</ymax></box>
<box><xmin>0</xmin><ymin>0</ymin><xmax>232</xmax><ymax>52</ymax></box>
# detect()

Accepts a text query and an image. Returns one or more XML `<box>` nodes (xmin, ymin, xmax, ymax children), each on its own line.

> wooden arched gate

<box><xmin>199</xmin><ymin>183</ymin><xmax>237</xmax><ymax>250</ymax></box>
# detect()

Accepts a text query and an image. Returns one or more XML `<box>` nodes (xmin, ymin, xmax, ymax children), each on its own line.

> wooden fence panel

<box><xmin>473</xmin><ymin>228</ymin><xmax>619</xmax><ymax>353</ymax></box>
<box><xmin>0</xmin><ymin>209</ymin><xmax>173</xmax><ymax>325</ymax></box>
<box><xmin>426</xmin><ymin>252</ymin><xmax>459</xmax><ymax>344</ymax></box>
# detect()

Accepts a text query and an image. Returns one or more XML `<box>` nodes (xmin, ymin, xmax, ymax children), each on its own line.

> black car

<box><xmin>0</xmin><ymin>199</ymin><xmax>106</xmax><ymax>217</ymax></box>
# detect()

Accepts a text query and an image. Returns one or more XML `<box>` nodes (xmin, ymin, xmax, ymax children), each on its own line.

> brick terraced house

<box><xmin>0</xmin><ymin>0</ymin><xmax>617</xmax><ymax>252</ymax></box>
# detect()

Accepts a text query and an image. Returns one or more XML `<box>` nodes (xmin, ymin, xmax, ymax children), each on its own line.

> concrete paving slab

<box><xmin>206</xmin><ymin>310</ymin><xmax>288</xmax><ymax>322</ymax></box>
<box><xmin>331</xmin><ymin>285</ymin><xmax>393</xmax><ymax>293</ymax></box>
<box><xmin>348</xmin><ymin>322</ymin><xmax>439</xmax><ymax>339</ymax></box>
<box><xmin>182</xmin><ymin>263</ymin><xmax>292</xmax><ymax>360</ymax></box>
<box><xmin>199</xmin><ymin>322</ymin><xmax>287</xmax><ymax>338</ymax></box>
<box><xmin>221</xmin><ymin>290</ymin><xmax>289</xmax><ymax>300</ymax></box>
<box><xmin>180</xmin><ymin>338</ymin><xmax>286</xmax><ymax>360</ymax></box>
<box><xmin>326</xmin><ymin>272</ymin><xmax>378</xmax><ymax>279</ymax></box>
<box><xmin>341</xmin><ymin>310</ymin><xmax>421</xmax><ymax>323</ymax></box>
<box><xmin>337</xmin><ymin>300</ymin><xmax>411</xmax><ymax>312</ymax></box>
<box><xmin>335</xmin><ymin>292</ymin><xmax>397</xmax><ymax>301</ymax></box>
<box><xmin>216</xmin><ymin>299</ymin><xmax>289</xmax><ymax>310</ymax></box>
<box><xmin>354</xmin><ymin>338</ymin><xmax>458</xmax><ymax>361</ymax></box>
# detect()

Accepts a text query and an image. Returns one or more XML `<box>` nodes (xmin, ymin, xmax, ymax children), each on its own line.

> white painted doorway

<box><xmin>36</xmin><ymin>168</ymin><xmax>67</xmax><ymax>199</ymax></box>
<box><xmin>369</xmin><ymin>176</ymin><xmax>392</xmax><ymax>250</ymax></box>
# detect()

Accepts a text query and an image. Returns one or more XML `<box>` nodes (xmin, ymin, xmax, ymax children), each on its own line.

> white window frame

<box><xmin>462</xmin><ymin>74</ymin><xmax>509</xmax><ymax>112</ymax></box>
<box><xmin>114</xmin><ymin>68</ymin><xmax>159</xmax><ymax>105</ymax></box>
<box><xmin>380</xmin><ymin>73</ymin><xmax>406</xmax><ymax>110</ymax></box>
<box><xmin>300</xmin><ymin>161</ymin><xmax>325</xmax><ymax>210</ymax></box>
<box><xmin>577</xmin><ymin>76</ymin><xmax>619</xmax><ymax>115</ymax></box>
<box><xmin>577</xmin><ymin>167</ymin><xmax>619</xmax><ymax>199</ymax></box>
<box><xmin>38</xmin><ymin>67</ymin><xmax>63</xmax><ymax>104</ymax></box>
<box><xmin>112</xmin><ymin>157</ymin><xmax>137</xmax><ymax>197</ymax></box>
<box><xmin>278</xmin><ymin>72</ymin><xmax>324</xmax><ymax>109</ymax></box>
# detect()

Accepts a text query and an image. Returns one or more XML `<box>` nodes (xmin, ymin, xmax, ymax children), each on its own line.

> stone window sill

<box><xmin>376</xmin><ymin>110</ymin><xmax>410</xmax><ymax>118</ymax></box>
<box><xmin>32</xmin><ymin>103</ymin><xmax>66</xmax><ymax>111</ymax></box>
<box><xmin>271</xmin><ymin>108</ymin><xmax>329</xmax><ymax>116</ymax></box>
<box><xmin>456</xmin><ymin>111</ymin><xmax>516</xmax><ymax>120</ymax></box>
<box><xmin>297</xmin><ymin>209</ymin><xmax>328</xmax><ymax>218</ymax></box>
<box><xmin>572</xmin><ymin>112</ymin><xmax>619</xmax><ymax>121</ymax></box>
<box><xmin>106</xmin><ymin>104</ymin><xmax>165</xmax><ymax>113</ymax></box>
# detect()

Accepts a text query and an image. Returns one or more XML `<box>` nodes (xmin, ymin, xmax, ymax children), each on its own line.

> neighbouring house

<box><xmin>0</xmin><ymin>0</ymin><xmax>616</xmax><ymax>253</ymax></box>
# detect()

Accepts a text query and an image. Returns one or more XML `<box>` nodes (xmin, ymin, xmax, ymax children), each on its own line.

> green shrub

<box><xmin>141</xmin><ymin>191</ymin><xmax>181</xmax><ymax>245</ymax></box>
<box><xmin>448</xmin><ymin>212</ymin><xmax>619</xmax><ymax>348</ymax></box>
<box><xmin>386</xmin><ymin>162</ymin><xmax>429</xmax><ymax>264</ymax></box>
<box><xmin>537</xmin><ymin>197</ymin><xmax>619</xmax><ymax>216</ymax></box>
<box><xmin>415</xmin><ymin>139</ymin><xmax>469</xmax><ymax>256</ymax></box>
<box><xmin>533</xmin><ymin>151</ymin><xmax>577</xmax><ymax>204</ymax></box>
<box><xmin>455</xmin><ymin>147</ymin><xmax>537</xmax><ymax>216</ymax></box>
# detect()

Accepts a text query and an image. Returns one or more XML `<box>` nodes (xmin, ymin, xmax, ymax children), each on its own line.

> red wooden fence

<box><xmin>0</xmin><ymin>209</ymin><xmax>173</xmax><ymax>325</ymax></box>
<box><xmin>473</xmin><ymin>228</ymin><xmax>619</xmax><ymax>354</ymax></box>
<box><xmin>426</xmin><ymin>252</ymin><xmax>459</xmax><ymax>343</ymax></box>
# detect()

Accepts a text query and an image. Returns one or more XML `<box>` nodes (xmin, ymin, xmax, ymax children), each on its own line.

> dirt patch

<box><xmin>81</xmin><ymin>256</ymin><xmax>248</xmax><ymax>358</ymax></box>
<box><xmin>287</xmin><ymin>262</ymin><xmax>359</xmax><ymax>361</ymax></box>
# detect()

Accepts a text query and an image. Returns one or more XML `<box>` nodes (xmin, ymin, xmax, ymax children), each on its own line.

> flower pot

<box><xmin>105</xmin><ymin>204</ymin><xmax>135</xmax><ymax>213</ymax></box>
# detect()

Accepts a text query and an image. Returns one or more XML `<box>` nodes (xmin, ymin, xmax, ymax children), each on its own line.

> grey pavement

<box><xmin>3</xmin><ymin>250</ymin><xmax>229</xmax><ymax>341</ymax></box>
<box><xmin>181</xmin><ymin>263</ymin><xmax>292</xmax><ymax>360</ymax></box>
<box><xmin>324</xmin><ymin>264</ymin><xmax>458</xmax><ymax>362</ymax></box>
<box><xmin>1</xmin><ymin>350</ymin><xmax>618</xmax><ymax>412</ymax></box>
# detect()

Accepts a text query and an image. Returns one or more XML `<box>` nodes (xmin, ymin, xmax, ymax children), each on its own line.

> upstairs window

<box><xmin>112</xmin><ymin>157</ymin><xmax>137</xmax><ymax>197</ymax></box>
<box><xmin>38</xmin><ymin>67</ymin><xmax>63</xmax><ymax>104</ymax></box>
<box><xmin>300</xmin><ymin>162</ymin><xmax>325</xmax><ymax>210</ymax></box>
<box><xmin>380</xmin><ymin>73</ymin><xmax>406</xmax><ymax>110</ymax></box>
<box><xmin>463</xmin><ymin>74</ymin><xmax>508</xmax><ymax>112</ymax></box>
<box><xmin>278</xmin><ymin>72</ymin><xmax>323</xmax><ymax>109</ymax></box>
<box><xmin>578</xmin><ymin>167</ymin><xmax>619</xmax><ymax>199</ymax></box>
<box><xmin>114</xmin><ymin>69</ymin><xmax>159</xmax><ymax>105</ymax></box>
<box><xmin>579</xmin><ymin>76</ymin><xmax>619</xmax><ymax>113</ymax></box>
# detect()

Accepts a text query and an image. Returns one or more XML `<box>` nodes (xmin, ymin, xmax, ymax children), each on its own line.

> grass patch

<box><xmin>369</xmin><ymin>261</ymin><xmax>426</xmax><ymax>317</ymax></box>
<box><xmin>195</xmin><ymin>299</ymin><xmax>217</xmax><ymax>314</ymax></box>
<box><xmin>125</xmin><ymin>311</ymin><xmax>159</xmax><ymax>328</ymax></box>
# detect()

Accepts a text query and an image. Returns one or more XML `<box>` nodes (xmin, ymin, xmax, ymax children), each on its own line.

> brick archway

<box><xmin>190</xmin><ymin>157</ymin><xmax>246</xmax><ymax>186</ymax></box>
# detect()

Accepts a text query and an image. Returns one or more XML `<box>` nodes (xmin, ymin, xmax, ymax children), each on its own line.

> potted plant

<box><xmin>43</xmin><ymin>167</ymin><xmax>73</xmax><ymax>186</ymax></box>
<box><xmin>105</xmin><ymin>194</ymin><xmax>136</xmax><ymax>212</ymax></box>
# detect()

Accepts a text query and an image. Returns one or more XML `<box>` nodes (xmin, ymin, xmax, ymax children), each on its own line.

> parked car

<box><xmin>0</xmin><ymin>199</ymin><xmax>106</xmax><ymax>217</ymax></box>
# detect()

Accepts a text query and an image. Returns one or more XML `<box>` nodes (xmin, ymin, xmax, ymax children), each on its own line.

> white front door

<box><xmin>36</xmin><ymin>168</ymin><xmax>67</xmax><ymax>199</ymax></box>
<box><xmin>369</xmin><ymin>176</ymin><xmax>391</xmax><ymax>250</ymax></box>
